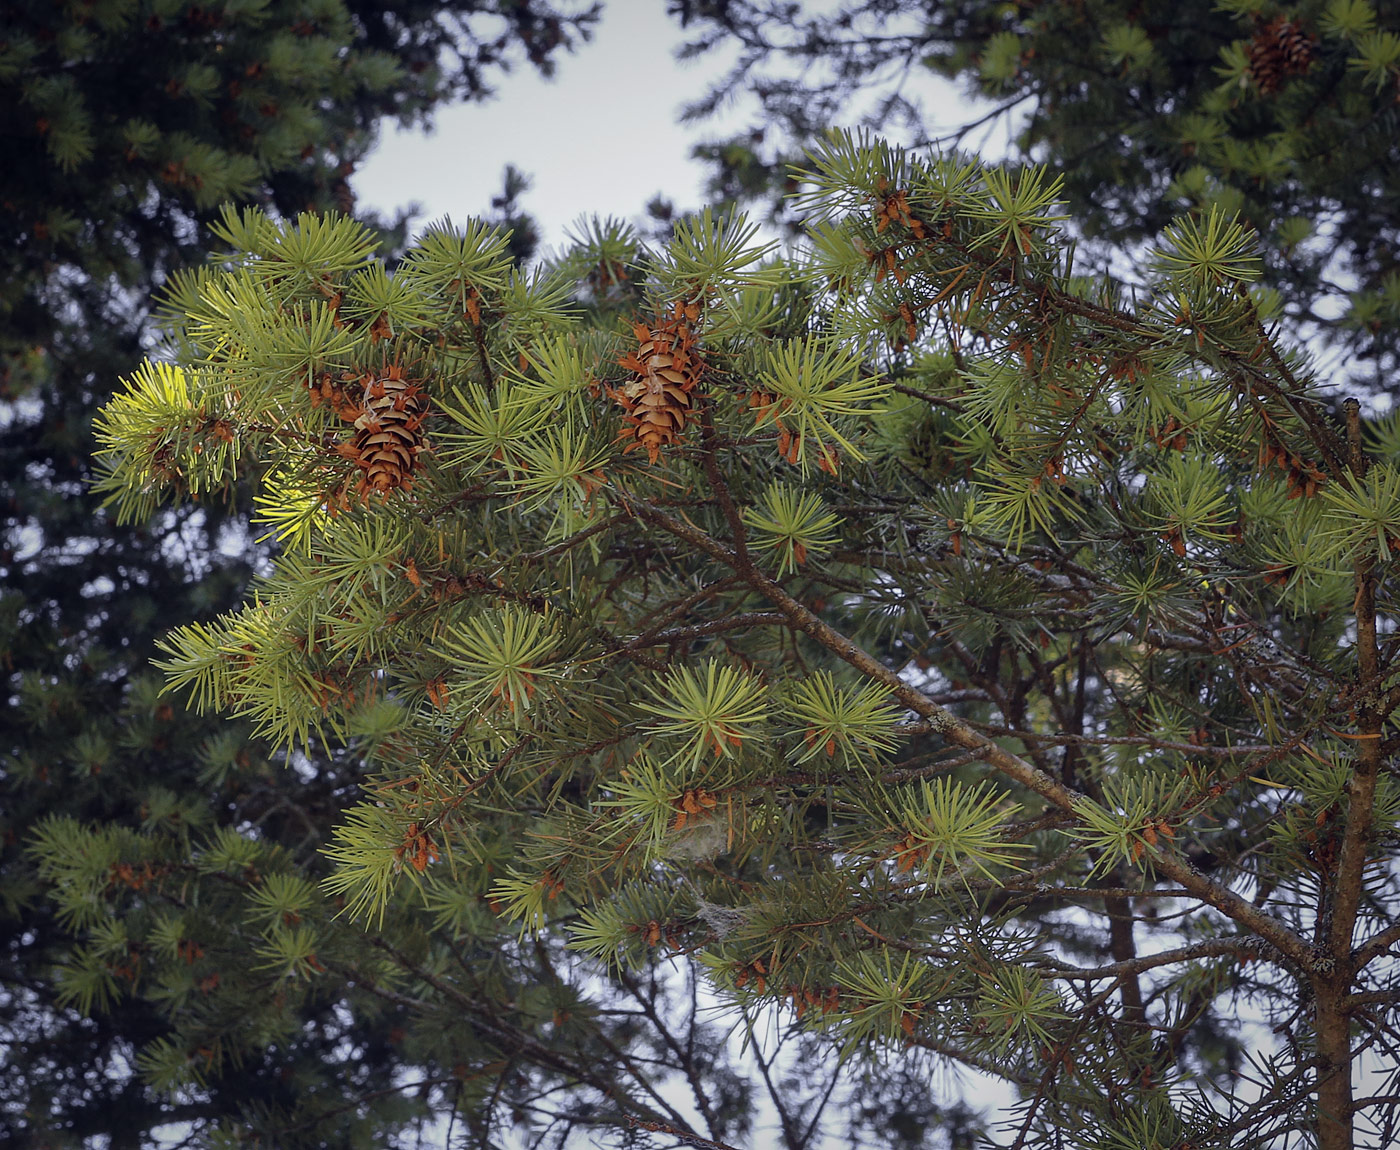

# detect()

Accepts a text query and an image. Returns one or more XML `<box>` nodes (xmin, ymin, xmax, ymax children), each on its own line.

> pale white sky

<box><xmin>352</xmin><ymin>2</ymin><xmax>984</xmax><ymax>253</ymax></box>
<box><xmin>353</xmin><ymin>3</ymin><xmax>740</xmax><ymax>247</ymax></box>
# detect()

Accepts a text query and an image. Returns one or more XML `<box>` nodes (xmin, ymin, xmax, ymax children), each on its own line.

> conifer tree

<box><xmin>668</xmin><ymin>0</ymin><xmax>1400</xmax><ymax>387</ymax></box>
<box><xmin>0</xmin><ymin>0</ymin><xmax>601</xmax><ymax>1143</ymax></box>
<box><xmin>1</xmin><ymin>0</ymin><xmax>600</xmax><ymax>380</ymax></box>
<box><xmin>93</xmin><ymin>132</ymin><xmax>1400</xmax><ymax>1148</ymax></box>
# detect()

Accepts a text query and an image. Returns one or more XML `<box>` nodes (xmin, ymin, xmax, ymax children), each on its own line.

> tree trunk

<box><xmin>1314</xmin><ymin>979</ymin><xmax>1352</xmax><ymax>1150</ymax></box>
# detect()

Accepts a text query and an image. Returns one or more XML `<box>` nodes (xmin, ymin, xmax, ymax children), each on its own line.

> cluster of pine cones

<box><xmin>1246</xmin><ymin>16</ymin><xmax>1315</xmax><ymax>94</ymax></box>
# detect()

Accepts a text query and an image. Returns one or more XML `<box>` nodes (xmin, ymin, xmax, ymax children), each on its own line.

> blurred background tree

<box><xmin>0</xmin><ymin>0</ymin><xmax>602</xmax><ymax>1143</ymax></box>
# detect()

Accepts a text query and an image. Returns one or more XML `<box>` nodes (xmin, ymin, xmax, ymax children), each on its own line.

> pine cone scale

<box><xmin>612</xmin><ymin>301</ymin><xmax>705</xmax><ymax>463</ymax></box>
<box><xmin>334</xmin><ymin>364</ymin><xmax>432</xmax><ymax>499</ymax></box>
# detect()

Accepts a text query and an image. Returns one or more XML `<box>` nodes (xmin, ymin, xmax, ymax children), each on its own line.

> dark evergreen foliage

<box><xmin>0</xmin><ymin>0</ymin><xmax>598</xmax><ymax>1143</ymax></box>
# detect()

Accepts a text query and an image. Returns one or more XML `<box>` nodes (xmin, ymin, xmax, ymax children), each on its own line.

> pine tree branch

<box><xmin>1346</xmin><ymin>989</ymin><xmax>1400</xmax><ymax>1011</ymax></box>
<box><xmin>273</xmin><ymin>1075</ymin><xmax>462</xmax><ymax>1136</ymax></box>
<box><xmin>617</xmin><ymin>491</ymin><xmax>1317</xmax><ymax>969</ymax></box>
<box><xmin>1002</xmin><ymin>884</ymin><xmax>1192</xmax><ymax>900</ymax></box>
<box><xmin>908</xmin><ymin>1033</ymin><xmax>1037</xmax><ymax>1086</ymax></box>
<box><xmin>1353</xmin><ymin>1095</ymin><xmax>1400</xmax><ymax>1111</ymax></box>
<box><xmin>1028</xmin><ymin>938</ymin><xmax>1260</xmax><ymax>981</ymax></box>
<box><xmin>637</xmin><ymin>611</ymin><xmax>789</xmax><ymax>646</ymax></box>
<box><xmin>932</xmin><ymin>723</ymin><xmax>1276</xmax><ymax>759</ymax></box>
<box><xmin>925</xmin><ymin>92</ymin><xmax>1036</xmax><ymax>150</ymax></box>
<box><xmin>521</xmin><ymin>513</ymin><xmax>625</xmax><ymax>561</ymax></box>
<box><xmin>616</xmin><ymin>493</ymin><xmax>1083</xmax><ymax>812</ymax></box>
<box><xmin>738</xmin><ymin>1006</ymin><xmax>806</xmax><ymax>1149</ymax></box>
<box><xmin>1040</xmin><ymin>282</ymin><xmax>1348</xmax><ymax>480</ymax></box>
<box><xmin>1152</xmin><ymin>852</ymin><xmax>1313</xmax><ymax>969</ymax></box>
<box><xmin>470</xmin><ymin>316</ymin><xmax>494</xmax><ymax>390</ymax></box>
<box><xmin>1007</xmin><ymin>979</ymin><xmax>1121</xmax><ymax>1150</ymax></box>
<box><xmin>1353</xmin><ymin>920</ymin><xmax>1400</xmax><ymax>973</ymax></box>
<box><xmin>613</xmin><ymin>966</ymin><xmax>724</xmax><ymax>1139</ymax></box>
<box><xmin>1312</xmin><ymin>399</ymin><xmax>1388</xmax><ymax>1149</ymax></box>
<box><xmin>797</xmin><ymin>1059</ymin><xmax>846</xmax><ymax>1149</ymax></box>
<box><xmin>629</xmin><ymin>575</ymin><xmax>747</xmax><ymax>640</ymax></box>
<box><xmin>359</xmin><ymin>940</ymin><xmax>700</xmax><ymax>1135</ymax></box>
<box><xmin>890</xmin><ymin>379</ymin><xmax>965</xmax><ymax>410</ymax></box>
<box><xmin>1238</xmin><ymin>284</ymin><xmax>1350</xmax><ymax>478</ymax></box>
<box><xmin>1377</xmin><ymin>677</ymin><xmax>1400</xmax><ymax>725</ymax></box>
<box><xmin>624</xmin><ymin>1117</ymin><xmax>745</xmax><ymax>1150</ymax></box>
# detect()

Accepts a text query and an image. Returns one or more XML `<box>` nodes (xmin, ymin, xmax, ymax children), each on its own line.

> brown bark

<box><xmin>1315</xmin><ymin>979</ymin><xmax>1354</xmax><ymax>1150</ymax></box>
<box><xmin>1313</xmin><ymin>399</ymin><xmax>1384</xmax><ymax>1150</ymax></box>
<box><xmin>626</xmin><ymin>493</ymin><xmax>1318</xmax><ymax>968</ymax></box>
<box><xmin>1104</xmin><ymin>895</ymin><xmax>1145</xmax><ymax>1030</ymax></box>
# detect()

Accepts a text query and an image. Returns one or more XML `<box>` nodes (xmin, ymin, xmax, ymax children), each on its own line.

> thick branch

<box><xmin>1032</xmin><ymin>938</ymin><xmax>1261</xmax><ymax>981</ymax></box>
<box><xmin>1353</xmin><ymin>919</ymin><xmax>1400</xmax><ymax>973</ymax></box>
<box><xmin>1313</xmin><ymin>399</ymin><xmax>1384</xmax><ymax>1150</ymax></box>
<box><xmin>621</xmin><ymin>493</ymin><xmax>1314</xmax><ymax>968</ymax></box>
<box><xmin>1328</xmin><ymin>397</ymin><xmax>1385</xmax><ymax>966</ymax></box>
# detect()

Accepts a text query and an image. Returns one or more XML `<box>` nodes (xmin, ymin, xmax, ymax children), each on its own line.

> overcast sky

<box><xmin>353</xmin><ymin>4</ymin><xmax>735</xmax><ymax>248</ymax></box>
<box><xmin>351</xmin><ymin>4</ymin><xmax>981</xmax><ymax>254</ymax></box>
